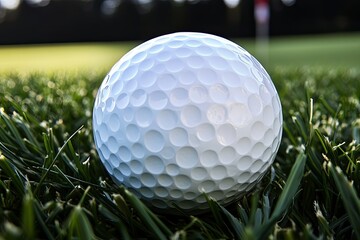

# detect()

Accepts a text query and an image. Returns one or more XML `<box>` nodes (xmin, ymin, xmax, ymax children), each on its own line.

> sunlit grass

<box><xmin>0</xmin><ymin>33</ymin><xmax>359</xmax><ymax>239</ymax></box>
<box><xmin>0</xmin><ymin>42</ymin><xmax>136</xmax><ymax>73</ymax></box>
<box><xmin>240</xmin><ymin>33</ymin><xmax>360</xmax><ymax>69</ymax></box>
<box><xmin>0</xmin><ymin>67</ymin><xmax>359</xmax><ymax>239</ymax></box>
<box><xmin>0</xmin><ymin>33</ymin><xmax>359</xmax><ymax>74</ymax></box>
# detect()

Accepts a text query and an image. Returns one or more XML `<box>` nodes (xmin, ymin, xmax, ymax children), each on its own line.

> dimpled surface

<box><xmin>93</xmin><ymin>32</ymin><xmax>283</xmax><ymax>213</ymax></box>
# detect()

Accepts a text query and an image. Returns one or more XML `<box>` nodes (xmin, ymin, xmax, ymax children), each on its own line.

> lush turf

<box><xmin>0</xmin><ymin>67</ymin><xmax>359</xmax><ymax>239</ymax></box>
<box><xmin>0</xmin><ymin>34</ymin><xmax>359</xmax><ymax>239</ymax></box>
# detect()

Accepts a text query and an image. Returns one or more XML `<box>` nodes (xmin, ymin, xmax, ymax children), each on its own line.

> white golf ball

<box><xmin>93</xmin><ymin>32</ymin><xmax>282</xmax><ymax>213</ymax></box>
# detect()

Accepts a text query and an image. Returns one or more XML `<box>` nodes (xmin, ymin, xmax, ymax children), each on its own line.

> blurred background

<box><xmin>0</xmin><ymin>0</ymin><xmax>359</xmax><ymax>72</ymax></box>
<box><xmin>0</xmin><ymin>0</ymin><xmax>359</xmax><ymax>44</ymax></box>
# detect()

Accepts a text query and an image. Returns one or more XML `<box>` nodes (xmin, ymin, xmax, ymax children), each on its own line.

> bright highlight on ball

<box><xmin>92</xmin><ymin>32</ymin><xmax>283</xmax><ymax>213</ymax></box>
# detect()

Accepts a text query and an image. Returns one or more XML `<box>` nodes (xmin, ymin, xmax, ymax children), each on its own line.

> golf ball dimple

<box><xmin>93</xmin><ymin>32</ymin><xmax>283</xmax><ymax>213</ymax></box>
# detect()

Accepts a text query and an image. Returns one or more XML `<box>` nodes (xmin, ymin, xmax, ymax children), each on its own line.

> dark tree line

<box><xmin>0</xmin><ymin>0</ymin><xmax>359</xmax><ymax>44</ymax></box>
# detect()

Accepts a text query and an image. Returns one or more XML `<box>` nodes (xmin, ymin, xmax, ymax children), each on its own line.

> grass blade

<box><xmin>271</xmin><ymin>152</ymin><xmax>306</xmax><ymax>219</ymax></box>
<box><xmin>0</xmin><ymin>152</ymin><xmax>25</xmax><ymax>195</ymax></box>
<box><xmin>256</xmin><ymin>152</ymin><xmax>307</xmax><ymax>239</ymax></box>
<box><xmin>0</xmin><ymin>110</ymin><xmax>27</xmax><ymax>151</ymax></box>
<box><xmin>68</xmin><ymin>205</ymin><xmax>95</xmax><ymax>240</ymax></box>
<box><xmin>67</xmin><ymin>186</ymin><xmax>95</xmax><ymax>239</ymax></box>
<box><xmin>34</xmin><ymin>125</ymin><xmax>83</xmax><ymax>195</ymax></box>
<box><xmin>123</xmin><ymin>188</ymin><xmax>172</xmax><ymax>240</ymax></box>
<box><xmin>219</xmin><ymin>205</ymin><xmax>245</xmax><ymax>239</ymax></box>
<box><xmin>22</xmin><ymin>184</ymin><xmax>35</xmax><ymax>239</ymax></box>
<box><xmin>329</xmin><ymin>162</ymin><xmax>360</xmax><ymax>239</ymax></box>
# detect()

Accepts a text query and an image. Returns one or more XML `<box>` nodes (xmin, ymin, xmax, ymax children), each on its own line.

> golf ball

<box><xmin>93</xmin><ymin>32</ymin><xmax>282</xmax><ymax>213</ymax></box>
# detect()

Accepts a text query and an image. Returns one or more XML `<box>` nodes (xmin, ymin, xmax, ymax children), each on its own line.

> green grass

<box><xmin>0</xmin><ymin>68</ymin><xmax>359</xmax><ymax>239</ymax></box>
<box><xmin>0</xmin><ymin>34</ymin><xmax>360</xmax><ymax>239</ymax></box>
<box><xmin>0</xmin><ymin>33</ymin><xmax>359</xmax><ymax>73</ymax></box>
<box><xmin>243</xmin><ymin>33</ymin><xmax>360</xmax><ymax>69</ymax></box>
<box><xmin>0</xmin><ymin>42</ymin><xmax>136</xmax><ymax>74</ymax></box>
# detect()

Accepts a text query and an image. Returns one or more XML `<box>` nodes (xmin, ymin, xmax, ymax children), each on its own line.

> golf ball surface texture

<box><xmin>93</xmin><ymin>32</ymin><xmax>282</xmax><ymax>213</ymax></box>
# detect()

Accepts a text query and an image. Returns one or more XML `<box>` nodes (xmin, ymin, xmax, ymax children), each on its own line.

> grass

<box><xmin>0</xmin><ymin>42</ymin><xmax>135</xmax><ymax>74</ymax></box>
<box><xmin>0</xmin><ymin>33</ymin><xmax>360</xmax><ymax>239</ymax></box>
<box><xmin>0</xmin><ymin>33</ymin><xmax>359</xmax><ymax>73</ymax></box>
<box><xmin>250</xmin><ymin>33</ymin><xmax>360</xmax><ymax>69</ymax></box>
<box><xmin>1</xmin><ymin>68</ymin><xmax>359</xmax><ymax>239</ymax></box>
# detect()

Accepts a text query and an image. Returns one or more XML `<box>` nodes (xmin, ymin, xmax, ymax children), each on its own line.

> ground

<box><xmin>0</xmin><ymin>33</ymin><xmax>359</xmax><ymax>239</ymax></box>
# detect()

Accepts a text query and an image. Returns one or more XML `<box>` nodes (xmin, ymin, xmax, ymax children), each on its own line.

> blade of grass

<box><xmin>122</xmin><ymin>188</ymin><xmax>172</xmax><ymax>240</ymax></box>
<box><xmin>0</xmin><ymin>140</ymin><xmax>26</xmax><ymax>166</ymax></box>
<box><xmin>0</xmin><ymin>152</ymin><xmax>25</xmax><ymax>195</ymax></box>
<box><xmin>314</xmin><ymin>201</ymin><xmax>334</xmax><ymax>237</ymax></box>
<box><xmin>328</xmin><ymin>162</ymin><xmax>360</xmax><ymax>239</ymax></box>
<box><xmin>0</xmin><ymin>111</ymin><xmax>27</xmax><ymax>151</ymax></box>
<box><xmin>97</xmin><ymin>203</ymin><xmax>131</xmax><ymax>240</ymax></box>
<box><xmin>247</xmin><ymin>193</ymin><xmax>260</xmax><ymax>227</ymax></box>
<box><xmin>67</xmin><ymin>205</ymin><xmax>95</xmax><ymax>239</ymax></box>
<box><xmin>53</xmin><ymin>165</ymin><xmax>75</xmax><ymax>188</ymax></box>
<box><xmin>42</xmin><ymin>128</ymin><xmax>55</xmax><ymax>168</ymax></box>
<box><xmin>67</xmin><ymin>186</ymin><xmax>95</xmax><ymax>239</ymax></box>
<box><xmin>219</xmin><ymin>205</ymin><xmax>245</xmax><ymax>239</ymax></box>
<box><xmin>22</xmin><ymin>183</ymin><xmax>35</xmax><ymax>239</ymax></box>
<box><xmin>14</xmin><ymin>113</ymin><xmax>41</xmax><ymax>150</ymax></box>
<box><xmin>271</xmin><ymin>152</ymin><xmax>306</xmax><ymax>218</ymax></box>
<box><xmin>22</xmin><ymin>182</ymin><xmax>56</xmax><ymax>240</ymax></box>
<box><xmin>33</xmin><ymin>200</ymin><xmax>56</xmax><ymax>240</ymax></box>
<box><xmin>185</xmin><ymin>215</ymin><xmax>224</xmax><ymax>239</ymax></box>
<box><xmin>205</xmin><ymin>194</ymin><xmax>231</xmax><ymax>236</ymax></box>
<box><xmin>256</xmin><ymin>152</ymin><xmax>307</xmax><ymax>239</ymax></box>
<box><xmin>43</xmin><ymin>201</ymin><xmax>64</xmax><ymax>225</ymax></box>
<box><xmin>34</xmin><ymin>125</ymin><xmax>83</xmax><ymax>195</ymax></box>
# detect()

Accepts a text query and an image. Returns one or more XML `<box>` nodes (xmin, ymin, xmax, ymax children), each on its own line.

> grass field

<box><xmin>0</xmin><ymin>34</ymin><xmax>360</xmax><ymax>239</ymax></box>
<box><xmin>0</xmin><ymin>33</ymin><xmax>359</xmax><ymax>73</ymax></box>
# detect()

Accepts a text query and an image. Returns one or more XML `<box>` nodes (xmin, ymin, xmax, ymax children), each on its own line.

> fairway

<box><xmin>0</xmin><ymin>33</ymin><xmax>359</xmax><ymax>73</ymax></box>
<box><xmin>251</xmin><ymin>33</ymin><xmax>360</xmax><ymax>69</ymax></box>
<box><xmin>0</xmin><ymin>42</ymin><xmax>136</xmax><ymax>73</ymax></box>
